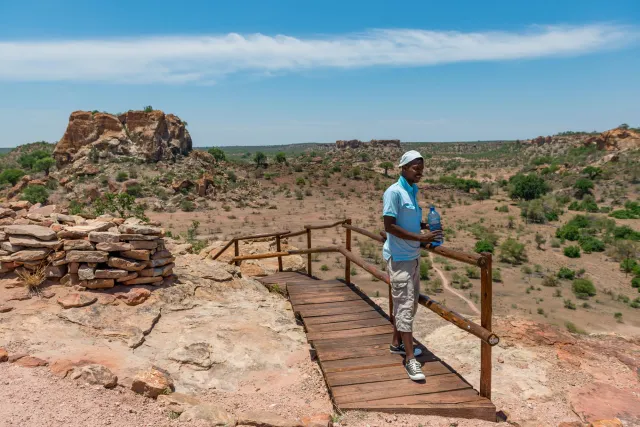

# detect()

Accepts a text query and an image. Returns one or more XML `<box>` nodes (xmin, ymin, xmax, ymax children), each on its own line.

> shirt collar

<box><xmin>398</xmin><ymin>175</ymin><xmax>418</xmax><ymax>196</ymax></box>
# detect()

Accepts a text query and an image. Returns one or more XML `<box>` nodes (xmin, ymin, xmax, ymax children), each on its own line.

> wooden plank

<box><xmin>317</xmin><ymin>344</ymin><xmax>393</xmax><ymax>361</ymax></box>
<box><xmin>326</xmin><ymin>362</ymin><xmax>451</xmax><ymax>387</ymax></box>
<box><xmin>296</xmin><ymin>300</ymin><xmax>373</xmax><ymax>312</ymax></box>
<box><xmin>332</xmin><ymin>374</ymin><xmax>471</xmax><ymax>404</ymax></box>
<box><xmin>338</xmin><ymin>401</ymin><xmax>496</xmax><ymax>421</ymax></box>
<box><xmin>291</xmin><ymin>294</ymin><xmax>363</xmax><ymax>305</ymax></box>
<box><xmin>303</xmin><ymin>311</ymin><xmax>384</xmax><ymax>325</ymax></box>
<box><xmin>306</xmin><ymin>325</ymin><xmax>393</xmax><ymax>342</ymax></box>
<box><xmin>480</xmin><ymin>256</ymin><xmax>493</xmax><ymax>400</ymax></box>
<box><xmin>287</xmin><ymin>281</ymin><xmax>345</xmax><ymax>289</ymax></box>
<box><xmin>288</xmin><ymin>287</ymin><xmax>356</xmax><ymax>296</ymax></box>
<box><xmin>339</xmin><ymin>388</ymin><xmax>484</xmax><ymax>405</ymax></box>
<box><xmin>321</xmin><ymin>352</ymin><xmax>436</xmax><ymax>373</ymax></box>
<box><xmin>312</xmin><ymin>333</ymin><xmax>391</xmax><ymax>351</ymax></box>
<box><xmin>301</xmin><ymin>305</ymin><xmax>378</xmax><ymax>317</ymax></box>
<box><xmin>305</xmin><ymin>317</ymin><xmax>389</xmax><ymax>333</ymax></box>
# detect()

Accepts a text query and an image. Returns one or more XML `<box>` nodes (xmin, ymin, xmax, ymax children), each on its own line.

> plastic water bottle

<box><xmin>427</xmin><ymin>205</ymin><xmax>444</xmax><ymax>247</ymax></box>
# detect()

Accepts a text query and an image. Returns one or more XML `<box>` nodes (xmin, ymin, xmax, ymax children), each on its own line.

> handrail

<box><xmin>211</xmin><ymin>230</ymin><xmax>290</xmax><ymax>260</ymax></box>
<box><xmin>303</xmin><ymin>220</ymin><xmax>348</xmax><ymax>230</ymax></box>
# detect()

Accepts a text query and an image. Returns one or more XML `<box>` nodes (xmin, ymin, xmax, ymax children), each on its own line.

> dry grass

<box><xmin>16</xmin><ymin>263</ymin><xmax>48</xmax><ymax>294</ymax></box>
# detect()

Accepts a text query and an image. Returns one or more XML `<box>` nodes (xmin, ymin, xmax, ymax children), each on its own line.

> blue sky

<box><xmin>1</xmin><ymin>0</ymin><xmax>639</xmax><ymax>147</ymax></box>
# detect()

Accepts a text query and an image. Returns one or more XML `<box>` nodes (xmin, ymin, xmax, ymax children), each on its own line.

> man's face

<box><xmin>402</xmin><ymin>159</ymin><xmax>424</xmax><ymax>183</ymax></box>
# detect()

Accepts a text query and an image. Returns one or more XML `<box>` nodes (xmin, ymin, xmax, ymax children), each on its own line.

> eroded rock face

<box><xmin>53</xmin><ymin>110</ymin><xmax>192</xmax><ymax>167</ymax></box>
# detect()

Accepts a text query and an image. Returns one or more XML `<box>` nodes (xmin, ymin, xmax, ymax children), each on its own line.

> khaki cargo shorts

<box><xmin>387</xmin><ymin>258</ymin><xmax>421</xmax><ymax>333</ymax></box>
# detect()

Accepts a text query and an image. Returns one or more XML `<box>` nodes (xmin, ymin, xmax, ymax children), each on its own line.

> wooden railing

<box><xmin>212</xmin><ymin>219</ymin><xmax>498</xmax><ymax>400</ymax></box>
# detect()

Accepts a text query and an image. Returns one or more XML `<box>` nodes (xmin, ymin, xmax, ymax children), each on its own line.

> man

<box><xmin>382</xmin><ymin>150</ymin><xmax>442</xmax><ymax>381</ymax></box>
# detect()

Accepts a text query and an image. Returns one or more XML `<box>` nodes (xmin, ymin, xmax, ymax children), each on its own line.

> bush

<box><xmin>609</xmin><ymin>201</ymin><xmax>640</xmax><ymax>220</ymax></box>
<box><xmin>320</xmin><ymin>265</ymin><xmax>329</xmax><ymax>271</ymax></box>
<box><xmin>572</xmin><ymin>278</ymin><xmax>596</xmax><ymax>298</ymax></box>
<box><xmin>18</xmin><ymin>150</ymin><xmax>50</xmax><ymax>170</ymax></box>
<box><xmin>557</xmin><ymin>267</ymin><xmax>576</xmax><ymax>280</ymax></box>
<box><xmin>565</xmin><ymin>321</ymin><xmax>585</xmax><ymax>334</ymax></box>
<box><xmin>582</xmin><ymin>166</ymin><xmax>602</xmax><ymax>179</ymax></box>
<box><xmin>465</xmin><ymin>266</ymin><xmax>481</xmax><ymax>279</ymax></box>
<box><xmin>542</xmin><ymin>276</ymin><xmax>559</xmax><ymax>287</ymax></box>
<box><xmin>574</xmin><ymin>178</ymin><xmax>594</xmax><ymax>199</ymax></box>
<box><xmin>21</xmin><ymin>185</ymin><xmax>49</xmax><ymax>204</ymax></box>
<box><xmin>492</xmin><ymin>269</ymin><xmax>502</xmax><ymax>282</ymax></box>
<box><xmin>116</xmin><ymin>171</ymin><xmax>128</xmax><ymax>182</ymax></box>
<box><xmin>564</xmin><ymin>246</ymin><xmax>581</xmax><ymax>258</ymax></box>
<box><xmin>143</xmin><ymin>105</ymin><xmax>154</xmax><ymax>112</ymax></box>
<box><xmin>180</xmin><ymin>200</ymin><xmax>195</xmax><ymax>212</ymax></box>
<box><xmin>92</xmin><ymin>192</ymin><xmax>148</xmax><ymax>221</ymax></box>
<box><xmin>0</xmin><ymin>169</ymin><xmax>25</xmax><ymax>186</ymax></box>
<box><xmin>474</xmin><ymin>240</ymin><xmax>494</xmax><ymax>254</ymax></box>
<box><xmin>564</xmin><ymin>299</ymin><xmax>577</xmax><ymax>310</ymax></box>
<box><xmin>227</xmin><ymin>170</ymin><xmax>237</xmax><ymax>183</ymax></box>
<box><xmin>620</xmin><ymin>259</ymin><xmax>638</xmax><ymax>274</ymax></box>
<box><xmin>295</xmin><ymin>189</ymin><xmax>304</xmax><ymax>200</ymax></box>
<box><xmin>419</xmin><ymin>261</ymin><xmax>430</xmax><ymax>280</ymax></box>
<box><xmin>296</xmin><ymin>178</ymin><xmax>306</xmax><ymax>186</ymax></box>
<box><xmin>207</xmin><ymin>147</ymin><xmax>226</xmax><ymax>162</ymax></box>
<box><xmin>499</xmin><ymin>238</ymin><xmax>528</xmax><ymax>265</ymax></box>
<box><xmin>632</xmin><ymin>277</ymin><xmax>640</xmax><ymax>288</ymax></box>
<box><xmin>275</xmin><ymin>152</ymin><xmax>287</xmax><ymax>164</ymax></box>
<box><xmin>438</xmin><ymin>176</ymin><xmax>481</xmax><ymax>192</ymax></box>
<box><xmin>579</xmin><ymin>236</ymin><xmax>605</xmax><ymax>253</ymax></box>
<box><xmin>496</xmin><ymin>205</ymin><xmax>509</xmax><ymax>213</ymax></box>
<box><xmin>508</xmin><ymin>174</ymin><xmax>549</xmax><ymax>200</ymax></box>
<box><xmin>125</xmin><ymin>184</ymin><xmax>143</xmax><ymax>197</ymax></box>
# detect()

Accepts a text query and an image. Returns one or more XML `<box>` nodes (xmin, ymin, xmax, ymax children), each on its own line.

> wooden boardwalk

<box><xmin>259</xmin><ymin>271</ymin><xmax>496</xmax><ymax>421</ymax></box>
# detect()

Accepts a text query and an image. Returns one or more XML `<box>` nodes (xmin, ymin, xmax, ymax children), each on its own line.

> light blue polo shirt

<box><xmin>382</xmin><ymin>176</ymin><xmax>422</xmax><ymax>261</ymax></box>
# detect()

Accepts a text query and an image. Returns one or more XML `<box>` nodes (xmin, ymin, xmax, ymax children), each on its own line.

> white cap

<box><xmin>398</xmin><ymin>150</ymin><xmax>423</xmax><ymax>167</ymax></box>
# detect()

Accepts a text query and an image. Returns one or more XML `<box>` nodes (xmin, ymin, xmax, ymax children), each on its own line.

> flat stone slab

<box><xmin>95</xmin><ymin>242</ymin><xmax>133</xmax><ymax>252</ymax></box>
<box><xmin>4</xmin><ymin>225</ymin><xmax>56</xmax><ymax>241</ymax></box>
<box><xmin>119</xmin><ymin>224</ymin><xmax>163</xmax><ymax>236</ymax></box>
<box><xmin>57</xmin><ymin>293</ymin><xmax>97</xmax><ymax>309</ymax></box>
<box><xmin>66</xmin><ymin>250</ymin><xmax>109</xmax><ymax>263</ymax></box>
<box><xmin>8</xmin><ymin>236</ymin><xmax>61</xmax><ymax>249</ymax></box>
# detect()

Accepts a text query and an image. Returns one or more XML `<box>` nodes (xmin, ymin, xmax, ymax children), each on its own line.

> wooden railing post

<box><xmin>480</xmin><ymin>253</ymin><xmax>493</xmax><ymax>400</ymax></box>
<box><xmin>233</xmin><ymin>239</ymin><xmax>240</xmax><ymax>267</ymax></box>
<box><xmin>306</xmin><ymin>228</ymin><xmax>312</xmax><ymax>276</ymax></box>
<box><xmin>276</xmin><ymin>235</ymin><xmax>283</xmax><ymax>272</ymax></box>
<box><xmin>344</xmin><ymin>219</ymin><xmax>352</xmax><ymax>284</ymax></box>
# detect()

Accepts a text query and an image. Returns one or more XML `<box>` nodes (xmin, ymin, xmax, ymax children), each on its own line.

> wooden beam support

<box><xmin>211</xmin><ymin>239</ymin><xmax>235</xmax><ymax>260</ymax></box>
<box><xmin>345</xmin><ymin>219</ymin><xmax>352</xmax><ymax>285</ymax></box>
<box><xmin>235</xmin><ymin>230</ymin><xmax>291</xmax><ymax>240</ymax></box>
<box><xmin>234</xmin><ymin>239</ymin><xmax>240</xmax><ymax>266</ymax></box>
<box><xmin>307</xmin><ymin>228</ymin><xmax>312</xmax><ymax>276</ymax></box>
<box><xmin>276</xmin><ymin>235</ymin><xmax>283</xmax><ymax>272</ymax></box>
<box><xmin>342</xmin><ymin>224</ymin><xmax>385</xmax><ymax>244</ymax></box>
<box><xmin>480</xmin><ymin>253</ymin><xmax>493</xmax><ymax>400</ymax></box>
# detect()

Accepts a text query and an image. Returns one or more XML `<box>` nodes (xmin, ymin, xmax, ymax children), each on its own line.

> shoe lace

<box><xmin>407</xmin><ymin>359</ymin><xmax>421</xmax><ymax>372</ymax></box>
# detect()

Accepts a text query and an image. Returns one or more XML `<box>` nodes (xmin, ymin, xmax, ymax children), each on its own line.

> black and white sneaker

<box><xmin>405</xmin><ymin>358</ymin><xmax>426</xmax><ymax>381</ymax></box>
<box><xmin>389</xmin><ymin>342</ymin><xmax>423</xmax><ymax>357</ymax></box>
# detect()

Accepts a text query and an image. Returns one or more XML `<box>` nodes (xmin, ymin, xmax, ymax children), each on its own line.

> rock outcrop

<box><xmin>584</xmin><ymin>128</ymin><xmax>640</xmax><ymax>151</ymax></box>
<box><xmin>53</xmin><ymin>110</ymin><xmax>192</xmax><ymax>167</ymax></box>
<box><xmin>336</xmin><ymin>139</ymin><xmax>401</xmax><ymax>149</ymax></box>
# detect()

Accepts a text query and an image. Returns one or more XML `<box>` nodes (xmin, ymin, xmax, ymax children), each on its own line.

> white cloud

<box><xmin>0</xmin><ymin>24</ymin><xmax>635</xmax><ymax>84</ymax></box>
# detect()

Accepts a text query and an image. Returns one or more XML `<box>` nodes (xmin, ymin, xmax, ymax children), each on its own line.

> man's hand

<box><xmin>419</xmin><ymin>230</ymin><xmax>443</xmax><ymax>244</ymax></box>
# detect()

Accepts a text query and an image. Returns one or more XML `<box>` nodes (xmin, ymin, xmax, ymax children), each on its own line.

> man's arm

<box><xmin>384</xmin><ymin>216</ymin><xmax>441</xmax><ymax>244</ymax></box>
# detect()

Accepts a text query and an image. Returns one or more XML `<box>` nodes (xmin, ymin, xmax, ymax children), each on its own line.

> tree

<box><xmin>207</xmin><ymin>147</ymin><xmax>226</xmax><ymax>162</ymax></box>
<box><xmin>508</xmin><ymin>174</ymin><xmax>549</xmax><ymax>201</ymax></box>
<box><xmin>499</xmin><ymin>238</ymin><xmax>528</xmax><ymax>264</ymax></box>
<box><xmin>275</xmin><ymin>152</ymin><xmax>287</xmax><ymax>164</ymax></box>
<box><xmin>379</xmin><ymin>161</ymin><xmax>394</xmax><ymax>177</ymax></box>
<box><xmin>21</xmin><ymin>185</ymin><xmax>49</xmax><ymax>204</ymax></box>
<box><xmin>618</xmin><ymin>123</ymin><xmax>629</xmax><ymax>130</ymax></box>
<box><xmin>535</xmin><ymin>232</ymin><xmax>546</xmax><ymax>250</ymax></box>
<box><xmin>582</xmin><ymin>166</ymin><xmax>602</xmax><ymax>180</ymax></box>
<box><xmin>253</xmin><ymin>152</ymin><xmax>267</xmax><ymax>168</ymax></box>
<box><xmin>18</xmin><ymin>150</ymin><xmax>50</xmax><ymax>170</ymax></box>
<box><xmin>143</xmin><ymin>105</ymin><xmax>154</xmax><ymax>113</ymax></box>
<box><xmin>574</xmin><ymin>178</ymin><xmax>594</xmax><ymax>199</ymax></box>
<box><xmin>572</xmin><ymin>278</ymin><xmax>596</xmax><ymax>298</ymax></box>
<box><xmin>34</xmin><ymin>157</ymin><xmax>55</xmax><ymax>176</ymax></box>
<box><xmin>474</xmin><ymin>240</ymin><xmax>494</xmax><ymax>254</ymax></box>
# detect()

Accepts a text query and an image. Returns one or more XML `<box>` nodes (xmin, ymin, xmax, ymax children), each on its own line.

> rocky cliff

<box><xmin>336</xmin><ymin>139</ymin><xmax>401</xmax><ymax>149</ymax></box>
<box><xmin>53</xmin><ymin>110</ymin><xmax>192</xmax><ymax>167</ymax></box>
<box><xmin>527</xmin><ymin>128</ymin><xmax>640</xmax><ymax>152</ymax></box>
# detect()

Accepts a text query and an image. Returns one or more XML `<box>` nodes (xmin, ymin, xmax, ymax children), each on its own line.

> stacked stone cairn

<box><xmin>0</xmin><ymin>203</ymin><xmax>174</xmax><ymax>289</ymax></box>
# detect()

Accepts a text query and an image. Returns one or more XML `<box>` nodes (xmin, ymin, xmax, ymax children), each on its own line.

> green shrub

<box><xmin>492</xmin><ymin>269</ymin><xmax>502</xmax><ymax>282</ymax></box>
<box><xmin>465</xmin><ymin>266</ymin><xmax>481</xmax><ymax>279</ymax></box>
<box><xmin>542</xmin><ymin>276</ymin><xmax>559</xmax><ymax>287</ymax></box>
<box><xmin>116</xmin><ymin>171</ymin><xmax>128</xmax><ymax>182</ymax></box>
<box><xmin>574</xmin><ymin>178</ymin><xmax>594</xmax><ymax>199</ymax></box>
<box><xmin>0</xmin><ymin>169</ymin><xmax>25</xmax><ymax>186</ymax></box>
<box><xmin>565</xmin><ymin>321</ymin><xmax>585</xmax><ymax>333</ymax></box>
<box><xmin>564</xmin><ymin>246</ymin><xmax>581</xmax><ymax>258</ymax></box>
<box><xmin>419</xmin><ymin>261</ymin><xmax>430</xmax><ymax>280</ymax></box>
<box><xmin>496</xmin><ymin>205</ymin><xmax>509</xmax><ymax>213</ymax></box>
<box><xmin>320</xmin><ymin>265</ymin><xmax>329</xmax><ymax>271</ymax></box>
<box><xmin>21</xmin><ymin>185</ymin><xmax>49</xmax><ymax>204</ymax></box>
<box><xmin>508</xmin><ymin>174</ymin><xmax>549</xmax><ymax>200</ymax></box>
<box><xmin>499</xmin><ymin>238</ymin><xmax>528</xmax><ymax>265</ymax></box>
<box><xmin>92</xmin><ymin>192</ymin><xmax>148</xmax><ymax>221</ymax></box>
<box><xmin>578</xmin><ymin>236</ymin><xmax>605</xmax><ymax>253</ymax></box>
<box><xmin>438</xmin><ymin>176</ymin><xmax>481</xmax><ymax>193</ymax></box>
<box><xmin>207</xmin><ymin>147</ymin><xmax>226</xmax><ymax>162</ymax></box>
<box><xmin>572</xmin><ymin>278</ymin><xmax>596</xmax><ymax>298</ymax></box>
<box><xmin>631</xmin><ymin>277</ymin><xmax>640</xmax><ymax>288</ymax></box>
<box><xmin>125</xmin><ymin>184</ymin><xmax>143</xmax><ymax>197</ymax></box>
<box><xmin>295</xmin><ymin>189</ymin><xmax>304</xmax><ymax>200</ymax></box>
<box><xmin>143</xmin><ymin>105</ymin><xmax>154</xmax><ymax>112</ymax></box>
<box><xmin>18</xmin><ymin>150</ymin><xmax>50</xmax><ymax>170</ymax></box>
<box><xmin>557</xmin><ymin>267</ymin><xmax>576</xmax><ymax>280</ymax></box>
<box><xmin>68</xmin><ymin>200</ymin><xmax>85</xmax><ymax>215</ymax></box>
<box><xmin>620</xmin><ymin>259</ymin><xmax>638</xmax><ymax>274</ymax></box>
<box><xmin>564</xmin><ymin>299</ymin><xmax>577</xmax><ymax>310</ymax></box>
<box><xmin>609</xmin><ymin>201</ymin><xmax>640</xmax><ymax>220</ymax></box>
<box><xmin>474</xmin><ymin>240</ymin><xmax>494</xmax><ymax>254</ymax></box>
<box><xmin>180</xmin><ymin>200</ymin><xmax>195</xmax><ymax>212</ymax></box>
<box><xmin>296</xmin><ymin>178</ymin><xmax>306</xmax><ymax>186</ymax></box>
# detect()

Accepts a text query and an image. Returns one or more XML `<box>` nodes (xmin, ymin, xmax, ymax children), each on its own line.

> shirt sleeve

<box><xmin>382</xmin><ymin>189</ymin><xmax>399</xmax><ymax>218</ymax></box>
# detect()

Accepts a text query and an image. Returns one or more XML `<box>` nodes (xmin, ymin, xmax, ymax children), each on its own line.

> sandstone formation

<box><xmin>336</xmin><ymin>139</ymin><xmax>401</xmax><ymax>149</ymax></box>
<box><xmin>584</xmin><ymin>128</ymin><xmax>640</xmax><ymax>151</ymax></box>
<box><xmin>53</xmin><ymin>110</ymin><xmax>192</xmax><ymax>167</ymax></box>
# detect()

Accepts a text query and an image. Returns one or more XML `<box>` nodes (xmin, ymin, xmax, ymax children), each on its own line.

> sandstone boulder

<box><xmin>94</xmin><ymin>269</ymin><xmax>129</xmax><ymax>279</ymax></box>
<box><xmin>69</xmin><ymin>364</ymin><xmax>117</xmax><ymax>388</ymax></box>
<box><xmin>88</xmin><ymin>231</ymin><xmax>120</xmax><ymax>243</ymax></box>
<box><xmin>85</xmin><ymin>278</ymin><xmax>115</xmax><ymax>289</ymax></box>
<box><xmin>57</xmin><ymin>293</ymin><xmax>97</xmax><ymax>309</ymax></box>
<box><xmin>179</xmin><ymin>404</ymin><xmax>235</xmax><ymax>426</ymax></box>
<box><xmin>131</xmin><ymin>368</ymin><xmax>174</xmax><ymax>398</ymax></box>
<box><xmin>115</xmin><ymin>288</ymin><xmax>151</xmax><ymax>306</ymax></box>
<box><xmin>8</xmin><ymin>236</ymin><xmax>61</xmax><ymax>249</ymax></box>
<box><xmin>118</xmin><ymin>224</ymin><xmax>162</xmax><ymax>235</ymax></box>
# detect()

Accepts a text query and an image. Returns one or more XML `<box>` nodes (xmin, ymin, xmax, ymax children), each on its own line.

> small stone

<box><xmin>149</xmin><ymin>257</ymin><xmax>174</xmax><ymax>268</ymax></box>
<box><xmin>4</xmin><ymin>224</ymin><xmax>56</xmax><ymax>241</ymax></box>
<box><xmin>128</xmin><ymin>240</ymin><xmax>158</xmax><ymax>250</ymax></box>
<box><xmin>151</xmin><ymin>250</ymin><xmax>172</xmax><ymax>260</ymax></box>
<box><xmin>95</xmin><ymin>242</ymin><xmax>133</xmax><ymax>252</ymax></box>
<box><xmin>57</xmin><ymin>293</ymin><xmax>97</xmax><ymax>309</ymax></box>
<box><xmin>41</xmin><ymin>290</ymin><xmax>56</xmax><ymax>299</ymax></box>
<box><xmin>118</xmin><ymin>224</ymin><xmax>163</xmax><ymax>235</ymax></box>
<box><xmin>85</xmin><ymin>278</ymin><xmax>115</xmax><ymax>289</ymax></box>
<box><xmin>116</xmin><ymin>272</ymin><xmax>139</xmax><ymax>282</ymax></box>
<box><xmin>15</xmin><ymin>356</ymin><xmax>48</xmax><ymax>368</ymax></box>
<box><xmin>131</xmin><ymin>368</ymin><xmax>174</xmax><ymax>398</ymax></box>
<box><xmin>64</xmin><ymin>240</ymin><xmax>94</xmax><ymax>251</ymax></box>
<box><xmin>122</xmin><ymin>276</ymin><xmax>163</xmax><ymax>286</ymax></box>
<box><xmin>78</xmin><ymin>264</ymin><xmax>96</xmax><ymax>280</ymax></box>
<box><xmin>115</xmin><ymin>288</ymin><xmax>151</xmax><ymax>306</ymax></box>
<box><xmin>94</xmin><ymin>269</ymin><xmax>130</xmax><ymax>279</ymax></box>
<box><xmin>157</xmin><ymin>392</ymin><xmax>201</xmax><ymax>414</ymax></box>
<box><xmin>120</xmin><ymin>250</ymin><xmax>150</xmax><ymax>261</ymax></box>
<box><xmin>0</xmin><ymin>242</ymin><xmax>24</xmax><ymax>253</ymax></box>
<box><xmin>139</xmin><ymin>263</ymin><xmax>174</xmax><ymax>277</ymax></box>
<box><xmin>108</xmin><ymin>257</ymin><xmax>148</xmax><ymax>272</ymax></box>
<box><xmin>8</xmin><ymin>249</ymin><xmax>50</xmax><ymax>262</ymax></box>
<box><xmin>0</xmin><ymin>348</ymin><xmax>7</xmax><ymax>362</ymax></box>
<box><xmin>45</xmin><ymin>264</ymin><xmax>67</xmax><ymax>278</ymax></box>
<box><xmin>70</xmin><ymin>364</ymin><xmax>118</xmax><ymax>389</ymax></box>
<box><xmin>8</xmin><ymin>353</ymin><xmax>27</xmax><ymax>363</ymax></box>
<box><xmin>88</xmin><ymin>231</ymin><xmax>120</xmax><ymax>243</ymax></box>
<box><xmin>66</xmin><ymin>250</ymin><xmax>109</xmax><ymax>263</ymax></box>
<box><xmin>180</xmin><ymin>404</ymin><xmax>235</xmax><ymax>426</ymax></box>
<box><xmin>237</xmin><ymin>411</ymin><xmax>302</xmax><ymax>427</ymax></box>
